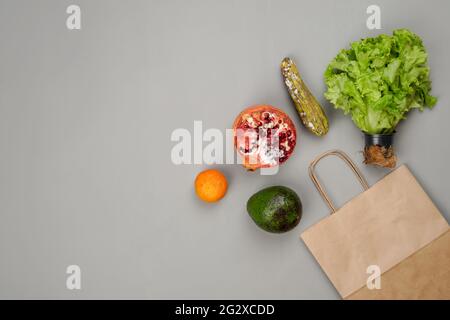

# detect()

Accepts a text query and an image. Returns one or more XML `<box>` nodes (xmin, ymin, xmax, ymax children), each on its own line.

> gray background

<box><xmin>0</xmin><ymin>0</ymin><xmax>449</xmax><ymax>299</ymax></box>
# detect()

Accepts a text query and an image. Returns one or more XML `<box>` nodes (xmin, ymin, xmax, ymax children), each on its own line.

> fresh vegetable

<box><xmin>233</xmin><ymin>105</ymin><xmax>297</xmax><ymax>171</ymax></box>
<box><xmin>281</xmin><ymin>57</ymin><xmax>329</xmax><ymax>136</ymax></box>
<box><xmin>247</xmin><ymin>186</ymin><xmax>302</xmax><ymax>233</ymax></box>
<box><xmin>324</xmin><ymin>29</ymin><xmax>437</xmax><ymax>168</ymax></box>
<box><xmin>195</xmin><ymin>169</ymin><xmax>228</xmax><ymax>202</ymax></box>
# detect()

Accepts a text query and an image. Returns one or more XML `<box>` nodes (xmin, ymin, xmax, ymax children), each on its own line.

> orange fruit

<box><xmin>195</xmin><ymin>169</ymin><xmax>228</xmax><ymax>202</ymax></box>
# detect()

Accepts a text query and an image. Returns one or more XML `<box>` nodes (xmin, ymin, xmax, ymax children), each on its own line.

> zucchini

<box><xmin>281</xmin><ymin>57</ymin><xmax>329</xmax><ymax>136</ymax></box>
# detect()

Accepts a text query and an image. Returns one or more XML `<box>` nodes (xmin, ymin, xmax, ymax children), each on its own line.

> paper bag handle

<box><xmin>309</xmin><ymin>150</ymin><xmax>369</xmax><ymax>213</ymax></box>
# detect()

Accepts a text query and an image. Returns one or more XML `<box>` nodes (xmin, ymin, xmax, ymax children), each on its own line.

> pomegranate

<box><xmin>233</xmin><ymin>105</ymin><xmax>297</xmax><ymax>171</ymax></box>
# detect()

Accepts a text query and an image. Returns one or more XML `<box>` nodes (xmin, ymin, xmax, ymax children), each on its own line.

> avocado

<box><xmin>246</xmin><ymin>186</ymin><xmax>302</xmax><ymax>233</ymax></box>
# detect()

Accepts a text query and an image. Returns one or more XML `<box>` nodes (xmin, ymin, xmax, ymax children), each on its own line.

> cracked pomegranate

<box><xmin>233</xmin><ymin>105</ymin><xmax>297</xmax><ymax>171</ymax></box>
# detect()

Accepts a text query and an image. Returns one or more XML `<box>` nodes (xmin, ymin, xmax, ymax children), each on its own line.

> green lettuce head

<box><xmin>324</xmin><ymin>29</ymin><xmax>437</xmax><ymax>135</ymax></box>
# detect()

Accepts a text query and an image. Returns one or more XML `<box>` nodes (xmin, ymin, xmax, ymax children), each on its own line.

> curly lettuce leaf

<box><xmin>324</xmin><ymin>29</ymin><xmax>437</xmax><ymax>134</ymax></box>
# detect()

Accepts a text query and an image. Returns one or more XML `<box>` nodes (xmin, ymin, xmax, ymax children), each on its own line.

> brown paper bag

<box><xmin>347</xmin><ymin>230</ymin><xmax>450</xmax><ymax>299</ymax></box>
<box><xmin>300</xmin><ymin>150</ymin><xmax>449</xmax><ymax>299</ymax></box>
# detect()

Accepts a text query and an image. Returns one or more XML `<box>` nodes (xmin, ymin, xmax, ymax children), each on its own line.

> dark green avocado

<box><xmin>246</xmin><ymin>186</ymin><xmax>302</xmax><ymax>233</ymax></box>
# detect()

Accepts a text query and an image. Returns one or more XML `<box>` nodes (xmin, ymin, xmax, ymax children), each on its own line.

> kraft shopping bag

<box><xmin>301</xmin><ymin>150</ymin><xmax>449</xmax><ymax>299</ymax></box>
<box><xmin>347</xmin><ymin>230</ymin><xmax>450</xmax><ymax>299</ymax></box>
